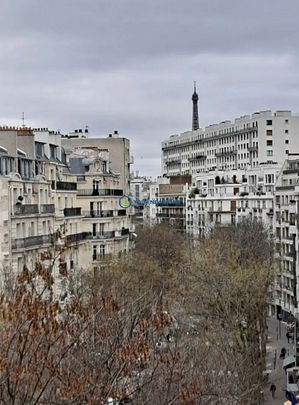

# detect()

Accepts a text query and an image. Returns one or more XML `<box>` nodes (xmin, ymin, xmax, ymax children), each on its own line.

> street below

<box><xmin>263</xmin><ymin>317</ymin><xmax>295</xmax><ymax>404</ymax></box>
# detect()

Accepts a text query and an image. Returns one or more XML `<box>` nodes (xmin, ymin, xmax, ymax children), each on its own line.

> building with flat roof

<box><xmin>162</xmin><ymin>110</ymin><xmax>299</xmax><ymax>176</ymax></box>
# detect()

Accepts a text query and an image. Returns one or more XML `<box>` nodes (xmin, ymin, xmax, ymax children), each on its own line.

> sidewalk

<box><xmin>263</xmin><ymin>317</ymin><xmax>295</xmax><ymax>404</ymax></box>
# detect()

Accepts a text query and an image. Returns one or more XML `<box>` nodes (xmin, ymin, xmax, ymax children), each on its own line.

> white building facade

<box><xmin>186</xmin><ymin>165</ymin><xmax>279</xmax><ymax>238</ymax></box>
<box><xmin>162</xmin><ymin>110</ymin><xmax>299</xmax><ymax>176</ymax></box>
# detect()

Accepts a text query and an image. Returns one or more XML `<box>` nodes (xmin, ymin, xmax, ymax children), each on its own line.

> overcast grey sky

<box><xmin>0</xmin><ymin>0</ymin><xmax>299</xmax><ymax>176</ymax></box>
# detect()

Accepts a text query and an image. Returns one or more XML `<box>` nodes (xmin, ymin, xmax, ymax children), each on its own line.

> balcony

<box><xmin>92</xmin><ymin>253</ymin><xmax>113</xmax><ymax>262</ymax></box>
<box><xmin>13</xmin><ymin>204</ymin><xmax>55</xmax><ymax>216</ymax></box>
<box><xmin>12</xmin><ymin>234</ymin><xmax>53</xmax><ymax>250</ymax></box>
<box><xmin>248</xmin><ymin>145</ymin><xmax>258</xmax><ymax>153</ymax></box>
<box><xmin>165</xmin><ymin>158</ymin><xmax>181</xmax><ymax>165</ymax></box>
<box><xmin>14</xmin><ymin>204</ymin><xmax>39</xmax><ymax>215</ymax></box>
<box><xmin>51</xmin><ymin>181</ymin><xmax>77</xmax><ymax>191</ymax></box>
<box><xmin>157</xmin><ymin>213</ymin><xmax>184</xmax><ymax>218</ymax></box>
<box><xmin>40</xmin><ymin>204</ymin><xmax>55</xmax><ymax>214</ymax></box>
<box><xmin>65</xmin><ymin>232</ymin><xmax>90</xmax><ymax>244</ymax></box>
<box><xmin>215</xmin><ymin>149</ymin><xmax>237</xmax><ymax>157</ymax></box>
<box><xmin>84</xmin><ymin>210</ymin><xmax>114</xmax><ymax>218</ymax></box>
<box><xmin>77</xmin><ymin>189</ymin><xmax>123</xmax><ymax>197</ymax></box>
<box><xmin>289</xmin><ymin>225</ymin><xmax>297</xmax><ymax>235</ymax></box>
<box><xmin>64</xmin><ymin>207</ymin><xmax>82</xmax><ymax>217</ymax></box>
<box><xmin>89</xmin><ymin>231</ymin><xmax>116</xmax><ymax>239</ymax></box>
<box><xmin>83</xmin><ymin>209</ymin><xmax>127</xmax><ymax>218</ymax></box>
<box><xmin>89</xmin><ymin>229</ymin><xmax>130</xmax><ymax>240</ymax></box>
<box><xmin>189</xmin><ymin>154</ymin><xmax>206</xmax><ymax>161</ymax></box>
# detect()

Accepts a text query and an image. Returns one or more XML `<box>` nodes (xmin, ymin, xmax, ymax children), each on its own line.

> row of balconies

<box><xmin>82</xmin><ymin>209</ymin><xmax>127</xmax><ymax>218</ymax></box>
<box><xmin>157</xmin><ymin>213</ymin><xmax>184</xmax><ymax>218</ymax></box>
<box><xmin>12</xmin><ymin>234</ymin><xmax>54</xmax><ymax>250</ymax></box>
<box><xmin>51</xmin><ymin>181</ymin><xmax>77</xmax><ymax>191</ymax></box>
<box><xmin>77</xmin><ymin>188</ymin><xmax>124</xmax><ymax>197</ymax></box>
<box><xmin>89</xmin><ymin>229</ymin><xmax>130</xmax><ymax>240</ymax></box>
<box><xmin>237</xmin><ymin>207</ymin><xmax>266</xmax><ymax>213</ymax></box>
<box><xmin>13</xmin><ymin>204</ymin><xmax>55</xmax><ymax>216</ymax></box>
<box><xmin>188</xmin><ymin>154</ymin><xmax>207</xmax><ymax>161</ymax></box>
<box><xmin>162</xmin><ymin>127</ymin><xmax>258</xmax><ymax>152</ymax></box>
<box><xmin>51</xmin><ymin>182</ymin><xmax>124</xmax><ymax>197</ymax></box>
<box><xmin>215</xmin><ymin>149</ymin><xmax>237</xmax><ymax>157</ymax></box>
<box><xmin>11</xmin><ymin>228</ymin><xmax>131</xmax><ymax>250</ymax></box>
<box><xmin>12</xmin><ymin>205</ymin><xmax>127</xmax><ymax>218</ymax></box>
<box><xmin>165</xmin><ymin>158</ymin><xmax>181</xmax><ymax>165</ymax></box>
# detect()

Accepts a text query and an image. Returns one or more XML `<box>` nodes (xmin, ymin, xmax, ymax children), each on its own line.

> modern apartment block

<box><xmin>162</xmin><ymin>110</ymin><xmax>299</xmax><ymax>177</ymax></box>
<box><xmin>186</xmin><ymin>165</ymin><xmax>280</xmax><ymax>238</ymax></box>
<box><xmin>0</xmin><ymin>126</ymin><xmax>132</xmax><ymax>295</ymax></box>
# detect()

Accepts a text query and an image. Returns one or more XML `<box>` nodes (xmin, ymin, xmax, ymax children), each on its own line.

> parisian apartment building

<box><xmin>162</xmin><ymin>110</ymin><xmax>299</xmax><ymax>177</ymax></box>
<box><xmin>0</xmin><ymin>126</ymin><xmax>132</xmax><ymax>297</ymax></box>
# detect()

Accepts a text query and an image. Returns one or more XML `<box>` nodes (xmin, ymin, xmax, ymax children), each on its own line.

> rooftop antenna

<box><xmin>22</xmin><ymin>112</ymin><xmax>25</xmax><ymax>128</ymax></box>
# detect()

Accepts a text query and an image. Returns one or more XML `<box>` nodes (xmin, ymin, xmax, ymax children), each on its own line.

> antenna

<box><xmin>22</xmin><ymin>112</ymin><xmax>25</xmax><ymax>128</ymax></box>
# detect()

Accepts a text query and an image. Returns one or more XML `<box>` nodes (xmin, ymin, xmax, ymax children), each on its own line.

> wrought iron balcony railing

<box><xmin>14</xmin><ymin>204</ymin><xmax>39</xmax><ymax>215</ymax></box>
<box><xmin>12</xmin><ymin>234</ymin><xmax>54</xmax><ymax>249</ymax></box>
<box><xmin>77</xmin><ymin>189</ymin><xmax>123</xmax><ymax>197</ymax></box>
<box><xmin>64</xmin><ymin>207</ymin><xmax>82</xmax><ymax>217</ymax></box>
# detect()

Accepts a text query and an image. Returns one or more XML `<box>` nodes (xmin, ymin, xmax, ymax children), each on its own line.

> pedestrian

<box><xmin>270</xmin><ymin>383</ymin><xmax>276</xmax><ymax>398</ymax></box>
<box><xmin>286</xmin><ymin>331</ymin><xmax>291</xmax><ymax>343</ymax></box>
<box><xmin>280</xmin><ymin>347</ymin><xmax>287</xmax><ymax>359</ymax></box>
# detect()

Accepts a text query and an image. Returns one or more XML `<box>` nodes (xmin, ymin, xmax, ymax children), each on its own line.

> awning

<box><xmin>283</xmin><ymin>356</ymin><xmax>296</xmax><ymax>368</ymax></box>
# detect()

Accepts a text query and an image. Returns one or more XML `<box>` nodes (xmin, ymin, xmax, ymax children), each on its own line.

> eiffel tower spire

<box><xmin>192</xmin><ymin>81</ymin><xmax>199</xmax><ymax>131</ymax></box>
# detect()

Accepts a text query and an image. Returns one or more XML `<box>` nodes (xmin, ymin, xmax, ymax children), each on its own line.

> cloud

<box><xmin>0</xmin><ymin>0</ymin><xmax>299</xmax><ymax>176</ymax></box>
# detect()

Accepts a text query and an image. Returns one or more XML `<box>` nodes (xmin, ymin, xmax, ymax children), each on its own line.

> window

<box><xmin>285</xmin><ymin>129</ymin><xmax>289</xmax><ymax>134</ymax></box>
<box><xmin>93</xmin><ymin>180</ymin><xmax>99</xmax><ymax>191</ymax></box>
<box><xmin>49</xmin><ymin>144</ymin><xmax>57</xmax><ymax>160</ymax></box>
<box><xmin>286</xmin><ymin>150</ymin><xmax>289</xmax><ymax>154</ymax></box>
<box><xmin>266</xmin><ymin>120</ymin><xmax>272</xmax><ymax>125</ymax></box>
<box><xmin>267</xmin><ymin>150</ymin><xmax>273</xmax><ymax>156</ymax></box>
<box><xmin>35</xmin><ymin>142</ymin><xmax>44</xmax><ymax>158</ymax></box>
<box><xmin>285</xmin><ymin>140</ymin><xmax>289</xmax><ymax>144</ymax></box>
<box><xmin>266</xmin><ymin>140</ymin><xmax>273</xmax><ymax>146</ymax></box>
<box><xmin>266</xmin><ymin>130</ymin><xmax>272</xmax><ymax>136</ymax></box>
<box><xmin>285</xmin><ymin>119</ymin><xmax>289</xmax><ymax>124</ymax></box>
<box><xmin>100</xmin><ymin>244</ymin><xmax>105</xmax><ymax>257</ymax></box>
<box><xmin>99</xmin><ymin>223</ymin><xmax>104</xmax><ymax>236</ymax></box>
<box><xmin>93</xmin><ymin>245</ymin><xmax>97</xmax><ymax>261</ymax></box>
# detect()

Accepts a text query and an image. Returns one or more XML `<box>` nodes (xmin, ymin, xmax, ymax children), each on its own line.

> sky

<box><xmin>0</xmin><ymin>0</ymin><xmax>299</xmax><ymax>177</ymax></box>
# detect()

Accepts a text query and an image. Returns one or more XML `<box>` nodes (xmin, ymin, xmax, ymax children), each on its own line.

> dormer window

<box><xmin>35</xmin><ymin>142</ymin><xmax>44</xmax><ymax>158</ymax></box>
<box><xmin>50</xmin><ymin>144</ymin><xmax>57</xmax><ymax>160</ymax></box>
